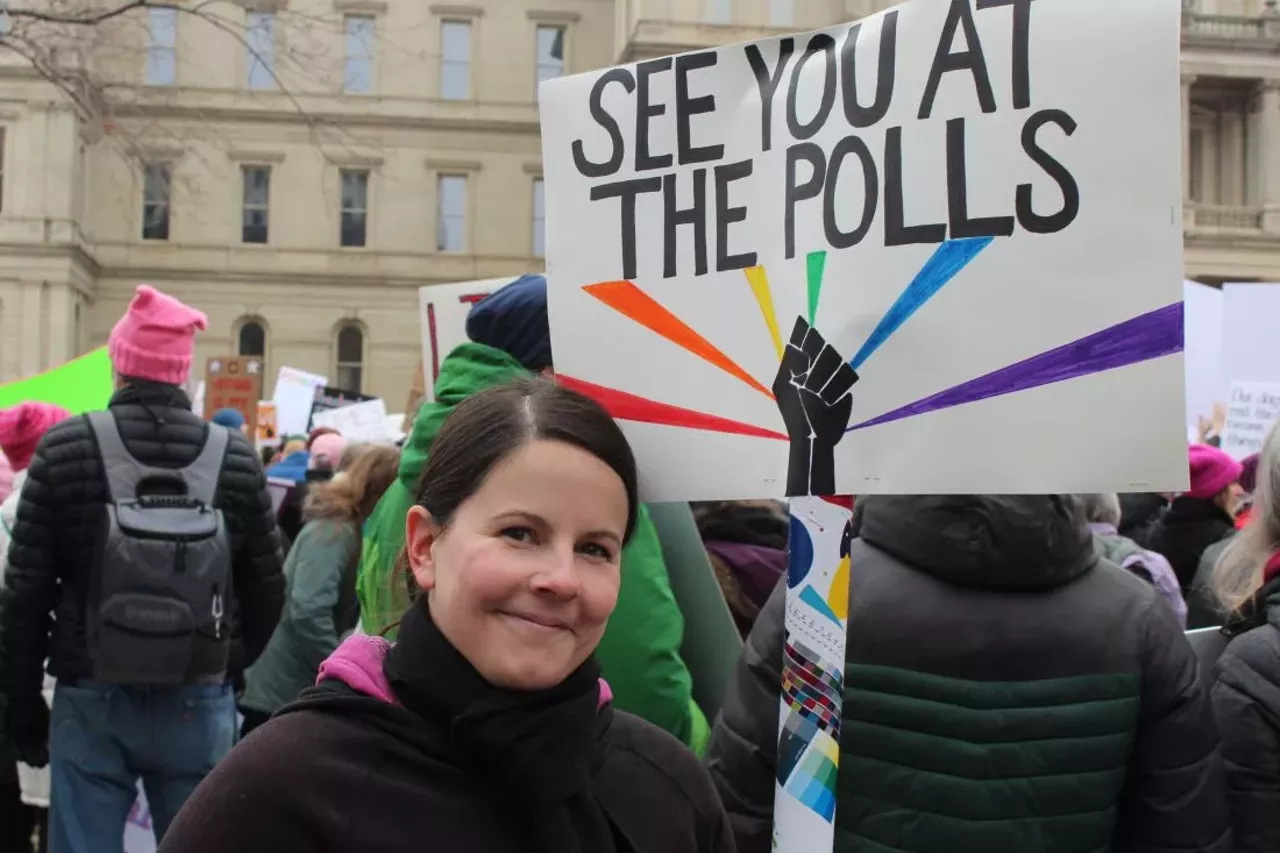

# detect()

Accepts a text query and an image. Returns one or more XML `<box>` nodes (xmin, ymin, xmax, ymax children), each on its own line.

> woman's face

<box><xmin>405</xmin><ymin>439</ymin><xmax>627</xmax><ymax>691</ymax></box>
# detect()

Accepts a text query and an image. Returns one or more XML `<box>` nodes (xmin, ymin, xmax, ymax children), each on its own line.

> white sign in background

<box><xmin>1183</xmin><ymin>280</ymin><xmax>1225</xmax><ymax>439</ymax></box>
<box><xmin>310</xmin><ymin>397</ymin><xmax>391</xmax><ymax>444</ymax></box>
<box><xmin>1222</xmin><ymin>282</ymin><xmax>1280</xmax><ymax>389</ymax></box>
<box><xmin>539</xmin><ymin>0</ymin><xmax>1186</xmax><ymax>502</ymax></box>
<box><xmin>272</xmin><ymin>367</ymin><xmax>328</xmax><ymax>437</ymax></box>
<box><xmin>418</xmin><ymin>279</ymin><xmax>506</xmax><ymax>402</ymax></box>
<box><xmin>1222</xmin><ymin>380</ymin><xmax>1280</xmax><ymax>460</ymax></box>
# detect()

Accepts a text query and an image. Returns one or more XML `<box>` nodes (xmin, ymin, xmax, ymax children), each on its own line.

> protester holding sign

<box><xmin>1208</xmin><ymin>423</ymin><xmax>1280</xmax><ymax>852</ymax></box>
<box><xmin>708</xmin><ymin>494</ymin><xmax>1232</xmax><ymax>853</ymax></box>
<box><xmin>159</xmin><ymin>380</ymin><xmax>733</xmax><ymax>853</ymax></box>
<box><xmin>358</xmin><ymin>274</ymin><xmax>707</xmax><ymax>751</ymax></box>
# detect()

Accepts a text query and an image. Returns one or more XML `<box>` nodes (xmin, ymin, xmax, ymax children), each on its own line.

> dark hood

<box><xmin>857</xmin><ymin>495</ymin><xmax>1096</xmax><ymax>590</ymax></box>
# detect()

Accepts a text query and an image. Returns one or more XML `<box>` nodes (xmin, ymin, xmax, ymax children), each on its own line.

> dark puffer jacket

<box><xmin>1137</xmin><ymin>496</ymin><xmax>1235</xmax><ymax>593</ymax></box>
<box><xmin>707</xmin><ymin>495</ymin><xmax>1232</xmax><ymax>853</ymax></box>
<box><xmin>1211</xmin><ymin>576</ymin><xmax>1280</xmax><ymax>852</ymax></box>
<box><xmin>0</xmin><ymin>383</ymin><xmax>285</xmax><ymax>717</ymax></box>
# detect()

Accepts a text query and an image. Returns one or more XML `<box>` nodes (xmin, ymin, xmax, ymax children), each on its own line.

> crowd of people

<box><xmin>0</xmin><ymin>276</ymin><xmax>1275</xmax><ymax>852</ymax></box>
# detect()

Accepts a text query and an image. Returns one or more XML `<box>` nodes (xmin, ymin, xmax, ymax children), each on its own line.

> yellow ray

<box><xmin>828</xmin><ymin>555</ymin><xmax>850</xmax><ymax>622</ymax></box>
<box><xmin>745</xmin><ymin>266</ymin><xmax>784</xmax><ymax>362</ymax></box>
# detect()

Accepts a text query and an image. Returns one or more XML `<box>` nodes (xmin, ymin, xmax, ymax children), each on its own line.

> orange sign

<box><xmin>203</xmin><ymin>356</ymin><xmax>264</xmax><ymax>437</ymax></box>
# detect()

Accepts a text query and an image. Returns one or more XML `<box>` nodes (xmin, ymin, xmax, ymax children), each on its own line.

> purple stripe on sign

<box><xmin>847</xmin><ymin>302</ymin><xmax>1184</xmax><ymax>433</ymax></box>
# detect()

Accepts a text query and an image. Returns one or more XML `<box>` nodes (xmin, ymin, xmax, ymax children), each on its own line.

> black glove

<box><xmin>9</xmin><ymin>696</ymin><xmax>50</xmax><ymax>768</ymax></box>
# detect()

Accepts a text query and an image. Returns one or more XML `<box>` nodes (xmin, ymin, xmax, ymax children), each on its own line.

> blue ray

<box><xmin>848</xmin><ymin>236</ymin><xmax>994</xmax><ymax>370</ymax></box>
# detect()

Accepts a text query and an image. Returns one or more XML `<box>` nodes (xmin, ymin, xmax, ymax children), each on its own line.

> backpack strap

<box><xmin>87</xmin><ymin>412</ymin><xmax>229</xmax><ymax>506</ymax></box>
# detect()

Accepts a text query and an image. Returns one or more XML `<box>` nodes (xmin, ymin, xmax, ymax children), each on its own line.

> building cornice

<box><xmin>112</xmin><ymin>103</ymin><xmax>541</xmax><ymax>135</ymax></box>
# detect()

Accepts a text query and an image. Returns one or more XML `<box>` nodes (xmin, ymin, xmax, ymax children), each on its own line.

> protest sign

<box><xmin>1222</xmin><ymin>282</ymin><xmax>1280</xmax><ymax>388</ymax></box>
<box><xmin>272</xmin><ymin>367</ymin><xmax>327</xmax><ymax>437</ymax></box>
<box><xmin>539</xmin><ymin>0</ymin><xmax>1184</xmax><ymax>848</ymax></box>
<box><xmin>1183</xmin><ymin>281</ymin><xmax>1224</xmax><ymax>440</ymax></box>
<box><xmin>418</xmin><ymin>278</ymin><xmax>506</xmax><ymax>401</ymax></box>
<box><xmin>1222</xmin><ymin>381</ymin><xmax>1280</xmax><ymax>460</ymax></box>
<box><xmin>202</xmin><ymin>356</ymin><xmax>263</xmax><ymax>436</ymax></box>
<box><xmin>308</xmin><ymin>385</ymin><xmax>377</xmax><ymax>430</ymax></box>
<box><xmin>539</xmin><ymin>0</ymin><xmax>1186</xmax><ymax>501</ymax></box>
<box><xmin>0</xmin><ymin>347</ymin><xmax>113</xmax><ymax>414</ymax></box>
<box><xmin>310</xmin><ymin>397</ymin><xmax>389</xmax><ymax>443</ymax></box>
<box><xmin>256</xmin><ymin>400</ymin><xmax>279</xmax><ymax>448</ymax></box>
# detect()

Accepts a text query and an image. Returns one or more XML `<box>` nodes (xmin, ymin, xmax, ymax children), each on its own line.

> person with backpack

<box><xmin>0</xmin><ymin>285</ymin><xmax>286</xmax><ymax>851</ymax></box>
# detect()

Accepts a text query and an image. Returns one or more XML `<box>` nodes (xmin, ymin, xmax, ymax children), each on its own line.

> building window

<box><xmin>336</xmin><ymin>324</ymin><xmax>364</xmax><ymax>392</ymax></box>
<box><xmin>340</xmin><ymin>169</ymin><xmax>368</xmax><ymax>247</ymax></box>
<box><xmin>769</xmin><ymin>0</ymin><xmax>794</xmax><ymax>26</ymax></box>
<box><xmin>238</xmin><ymin>320</ymin><xmax>266</xmax><ymax>357</ymax></box>
<box><xmin>142</xmin><ymin>162</ymin><xmax>171</xmax><ymax>241</ymax></box>
<box><xmin>436</xmin><ymin>174</ymin><xmax>466</xmax><ymax>252</ymax></box>
<box><xmin>706</xmin><ymin>0</ymin><xmax>731</xmax><ymax>23</ymax></box>
<box><xmin>247</xmin><ymin>12</ymin><xmax>276</xmax><ymax>90</ymax></box>
<box><xmin>344</xmin><ymin>15</ymin><xmax>374</xmax><ymax>94</ymax></box>
<box><xmin>1189</xmin><ymin>128</ymin><xmax>1204</xmax><ymax>203</ymax></box>
<box><xmin>532</xmin><ymin>177</ymin><xmax>545</xmax><ymax>257</ymax></box>
<box><xmin>146</xmin><ymin>7</ymin><xmax>177</xmax><ymax>85</ymax></box>
<box><xmin>440</xmin><ymin>20</ymin><xmax>471</xmax><ymax>100</ymax></box>
<box><xmin>242</xmin><ymin>165</ymin><xmax>270</xmax><ymax>244</ymax></box>
<box><xmin>535</xmin><ymin>25</ymin><xmax>564</xmax><ymax>94</ymax></box>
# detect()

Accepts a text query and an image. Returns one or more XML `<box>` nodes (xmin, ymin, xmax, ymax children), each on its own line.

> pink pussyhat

<box><xmin>108</xmin><ymin>285</ymin><xmax>208</xmax><ymax>385</ymax></box>
<box><xmin>0</xmin><ymin>402</ymin><xmax>72</xmax><ymax>472</ymax></box>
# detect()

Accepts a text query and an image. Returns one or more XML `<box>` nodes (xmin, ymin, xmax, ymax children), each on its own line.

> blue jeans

<box><xmin>48</xmin><ymin>682</ymin><xmax>236</xmax><ymax>853</ymax></box>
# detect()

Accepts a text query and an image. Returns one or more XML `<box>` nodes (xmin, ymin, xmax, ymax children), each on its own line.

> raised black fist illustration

<box><xmin>772</xmin><ymin>317</ymin><xmax>859</xmax><ymax>497</ymax></box>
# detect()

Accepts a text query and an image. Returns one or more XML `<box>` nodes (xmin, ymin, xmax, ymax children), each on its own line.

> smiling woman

<box><xmin>157</xmin><ymin>378</ymin><xmax>734</xmax><ymax>853</ymax></box>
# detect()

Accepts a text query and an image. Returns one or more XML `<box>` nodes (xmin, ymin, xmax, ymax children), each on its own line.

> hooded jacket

<box><xmin>156</xmin><ymin>636</ymin><xmax>734</xmax><ymax>853</ymax></box>
<box><xmin>1211</xmin><ymin>575</ymin><xmax>1280</xmax><ymax>852</ymax></box>
<box><xmin>357</xmin><ymin>342</ymin><xmax>704</xmax><ymax>748</ymax></box>
<box><xmin>707</xmin><ymin>495</ymin><xmax>1233</xmax><ymax>853</ymax></box>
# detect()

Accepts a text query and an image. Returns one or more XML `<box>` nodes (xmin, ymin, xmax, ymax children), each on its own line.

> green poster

<box><xmin>0</xmin><ymin>347</ymin><xmax>113</xmax><ymax>414</ymax></box>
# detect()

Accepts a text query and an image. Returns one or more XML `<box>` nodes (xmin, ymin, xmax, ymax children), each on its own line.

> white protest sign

<box><xmin>539</xmin><ymin>0</ymin><xmax>1186</xmax><ymax>502</ymax></box>
<box><xmin>1222</xmin><ymin>380</ymin><xmax>1280</xmax><ymax>460</ymax></box>
<box><xmin>272</xmin><ymin>367</ymin><xmax>328</xmax><ymax>437</ymax></box>
<box><xmin>310</xmin><ymin>397</ymin><xmax>390</xmax><ymax>443</ymax></box>
<box><xmin>1222</xmin><ymin>282</ymin><xmax>1280</xmax><ymax>388</ymax></box>
<box><xmin>418</xmin><ymin>279</ymin><xmax>508</xmax><ymax>402</ymax></box>
<box><xmin>1183</xmin><ymin>280</ymin><xmax>1224</xmax><ymax>437</ymax></box>
<box><xmin>540</xmin><ymin>0</ymin><xmax>1184</xmax><ymax>849</ymax></box>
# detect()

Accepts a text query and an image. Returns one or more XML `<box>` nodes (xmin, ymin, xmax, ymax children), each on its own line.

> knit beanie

<box><xmin>309</xmin><ymin>432</ymin><xmax>348</xmax><ymax>470</ymax></box>
<box><xmin>211</xmin><ymin>408</ymin><xmax>246</xmax><ymax>430</ymax></box>
<box><xmin>0</xmin><ymin>402</ymin><xmax>72</xmax><ymax>471</ymax></box>
<box><xmin>108</xmin><ymin>285</ymin><xmax>208</xmax><ymax>385</ymax></box>
<box><xmin>1239</xmin><ymin>453</ymin><xmax>1260</xmax><ymax>495</ymax></box>
<box><xmin>464</xmin><ymin>274</ymin><xmax>551</xmax><ymax>372</ymax></box>
<box><xmin>1187</xmin><ymin>444</ymin><xmax>1243</xmax><ymax>500</ymax></box>
<box><xmin>307</xmin><ymin>426</ymin><xmax>339</xmax><ymax>449</ymax></box>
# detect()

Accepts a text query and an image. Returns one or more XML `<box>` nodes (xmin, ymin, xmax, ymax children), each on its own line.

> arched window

<box><xmin>238</xmin><ymin>320</ymin><xmax>266</xmax><ymax>357</ymax></box>
<box><xmin>336</xmin><ymin>324</ymin><xmax>364</xmax><ymax>392</ymax></box>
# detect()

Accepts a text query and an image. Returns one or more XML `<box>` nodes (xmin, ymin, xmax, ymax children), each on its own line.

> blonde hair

<box><xmin>304</xmin><ymin>444</ymin><xmax>400</xmax><ymax>523</ymax></box>
<box><xmin>1214</xmin><ymin>422</ymin><xmax>1280</xmax><ymax>613</ymax></box>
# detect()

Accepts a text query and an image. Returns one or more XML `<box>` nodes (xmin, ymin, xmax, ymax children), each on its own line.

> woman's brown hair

<box><xmin>305</xmin><ymin>444</ymin><xmax>400</xmax><ymax>524</ymax></box>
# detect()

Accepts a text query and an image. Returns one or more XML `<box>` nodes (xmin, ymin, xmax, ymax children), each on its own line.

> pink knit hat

<box><xmin>309</xmin><ymin>432</ymin><xmax>348</xmax><ymax>470</ymax></box>
<box><xmin>108</xmin><ymin>285</ymin><xmax>208</xmax><ymax>385</ymax></box>
<box><xmin>1187</xmin><ymin>444</ymin><xmax>1244</xmax><ymax>500</ymax></box>
<box><xmin>0</xmin><ymin>402</ymin><xmax>72</xmax><ymax>471</ymax></box>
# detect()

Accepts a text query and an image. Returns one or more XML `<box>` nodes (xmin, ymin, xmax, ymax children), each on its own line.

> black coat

<box><xmin>1212</xmin><ymin>577</ymin><xmax>1280</xmax><ymax>852</ymax></box>
<box><xmin>157</xmin><ymin>681</ymin><xmax>734</xmax><ymax>853</ymax></box>
<box><xmin>0</xmin><ymin>383</ymin><xmax>285</xmax><ymax>718</ymax></box>
<box><xmin>1137</xmin><ymin>497</ymin><xmax>1235</xmax><ymax>593</ymax></box>
<box><xmin>707</xmin><ymin>495</ymin><xmax>1232</xmax><ymax>853</ymax></box>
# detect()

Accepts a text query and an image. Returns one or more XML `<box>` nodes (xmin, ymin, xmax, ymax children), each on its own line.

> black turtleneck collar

<box><xmin>110</xmin><ymin>380</ymin><xmax>191</xmax><ymax>410</ymax></box>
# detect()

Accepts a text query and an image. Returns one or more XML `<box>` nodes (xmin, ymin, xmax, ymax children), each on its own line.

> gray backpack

<box><xmin>87</xmin><ymin>412</ymin><xmax>233</xmax><ymax>686</ymax></box>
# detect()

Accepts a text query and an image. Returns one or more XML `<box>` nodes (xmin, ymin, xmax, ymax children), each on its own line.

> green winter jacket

<box><xmin>243</xmin><ymin>517</ymin><xmax>361</xmax><ymax>715</ymax></box>
<box><xmin>357</xmin><ymin>342</ymin><xmax>706</xmax><ymax>750</ymax></box>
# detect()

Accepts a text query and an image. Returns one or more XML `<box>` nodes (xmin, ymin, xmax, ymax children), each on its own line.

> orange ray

<box><xmin>584</xmin><ymin>280</ymin><xmax>773</xmax><ymax>399</ymax></box>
